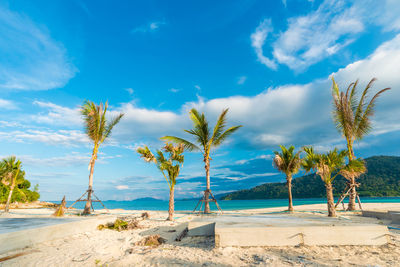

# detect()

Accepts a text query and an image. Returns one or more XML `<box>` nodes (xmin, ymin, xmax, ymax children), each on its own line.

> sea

<box><xmin>58</xmin><ymin>197</ymin><xmax>400</xmax><ymax>212</ymax></box>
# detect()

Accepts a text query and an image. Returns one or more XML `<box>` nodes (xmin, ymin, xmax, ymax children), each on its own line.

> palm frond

<box><xmin>273</xmin><ymin>145</ymin><xmax>301</xmax><ymax>176</ymax></box>
<box><xmin>161</xmin><ymin>136</ymin><xmax>201</xmax><ymax>151</ymax></box>
<box><xmin>210</xmin><ymin>108</ymin><xmax>228</xmax><ymax>144</ymax></box>
<box><xmin>101</xmin><ymin>112</ymin><xmax>124</xmax><ymax>143</ymax></box>
<box><xmin>212</xmin><ymin>125</ymin><xmax>242</xmax><ymax>147</ymax></box>
<box><xmin>137</xmin><ymin>146</ymin><xmax>156</xmax><ymax>163</ymax></box>
<box><xmin>355</xmin><ymin>87</ymin><xmax>391</xmax><ymax>139</ymax></box>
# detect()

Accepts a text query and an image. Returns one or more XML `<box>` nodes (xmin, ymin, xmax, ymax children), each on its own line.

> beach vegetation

<box><xmin>272</xmin><ymin>145</ymin><xmax>302</xmax><ymax>212</ymax></box>
<box><xmin>331</xmin><ymin>77</ymin><xmax>390</xmax><ymax>210</ymax></box>
<box><xmin>80</xmin><ymin>100</ymin><xmax>124</xmax><ymax>215</ymax></box>
<box><xmin>0</xmin><ymin>156</ymin><xmax>40</xmax><ymax>211</ymax></box>
<box><xmin>137</xmin><ymin>143</ymin><xmax>184</xmax><ymax>221</ymax></box>
<box><xmin>161</xmin><ymin>108</ymin><xmax>242</xmax><ymax>213</ymax></box>
<box><xmin>97</xmin><ymin>218</ymin><xmax>139</xmax><ymax>231</ymax></box>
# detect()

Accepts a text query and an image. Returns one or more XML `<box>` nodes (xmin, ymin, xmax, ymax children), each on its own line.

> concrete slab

<box><xmin>0</xmin><ymin>216</ymin><xmax>115</xmax><ymax>254</ymax></box>
<box><xmin>362</xmin><ymin>210</ymin><xmax>400</xmax><ymax>224</ymax></box>
<box><xmin>189</xmin><ymin>214</ymin><xmax>390</xmax><ymax>247</ymax></box>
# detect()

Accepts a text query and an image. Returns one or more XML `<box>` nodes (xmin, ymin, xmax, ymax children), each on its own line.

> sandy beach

<box><xmin>0</xmin><ymin>202</ymin><xmax>399</xmax><ymax>266</ymax></box>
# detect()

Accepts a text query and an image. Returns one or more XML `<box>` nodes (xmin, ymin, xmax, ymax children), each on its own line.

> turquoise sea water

<box><xmin>60</xmin><ymin>197</ymin><xmax>400</xmax><ymax>212</ymax></box>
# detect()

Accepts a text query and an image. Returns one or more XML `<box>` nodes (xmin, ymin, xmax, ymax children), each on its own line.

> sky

<box><xmin>0</xmin><ymin>0</ymin><xmax>400</xmax><ymax>201</ymax></box>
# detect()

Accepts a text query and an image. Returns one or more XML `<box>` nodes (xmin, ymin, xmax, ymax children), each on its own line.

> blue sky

<box><xmin>1</xmin><ymin>0</ymin><xmax>400</xmax><ymax>201</ymax></box>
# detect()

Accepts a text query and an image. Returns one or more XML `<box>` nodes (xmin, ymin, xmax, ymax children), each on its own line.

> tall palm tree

<box><xmin>81</xmin><ymin>100</ymin><xmax>124</xmax><ymax>215</ymax></box>
<box><xmin>162</xmin><ymin>108</ymin><xmax>242</xmax><ymax>213</ymax></box>
<box><xmin>331</xmin><ymin>77</ymin><xmax>390</xmax><ymax>210</ymax></box>
<box><xmin>302</xmin><ymin>147</ymin><xmax>347</xmax><ymax>217</ymax></box>
<box><xmin>0</xmin><ymin>156</ymin><xmax>22</xmax><ymax>212</ymax></box>
<box><xmin>273</xmin><ymin>145</ymin><xmax>302</xmax><ymax>212</ymax></box>
<box><xmin>137</xmin><ymin>143</ymin><xmax>184</xmax><ymax>221</ymax></box>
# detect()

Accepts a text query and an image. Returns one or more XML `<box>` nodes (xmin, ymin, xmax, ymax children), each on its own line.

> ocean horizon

<box><xmin>51</xmin><ymin>196</ymin><xmax>400</xmax><ymax>212</ymax></box>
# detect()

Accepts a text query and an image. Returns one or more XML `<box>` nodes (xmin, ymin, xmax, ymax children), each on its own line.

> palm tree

<box><xmin>137</xmin><ymin>143</ymin><xmax>184</xmax><ymax>221</ymax></box>
<box><xmin>0</xmin><ymin>156</ymin><xmax>22</xmax><ymax>212</ymax></box>
<box><xmin>302</xmin><ymin>147</ymin><xmax>347</xmax><ymax>217</ymax></box>
<box><xmin>81</xmin><ymin>100</ymin><xmax>124</xmax><ymax>215</ymax></box>
<box><xmin>273</xmin><ymin>145</ymin><xmax>302</xmax><ymax>212</ymax></box>
<box><xmin>331</xmin><ymin>77</ymin><xmax>390</xmax><ymax>210</ymax></box>
<box><xmin>161</xmin><ymin>108</ymin><xmax>242</xmax><ymax>213</ymax></box>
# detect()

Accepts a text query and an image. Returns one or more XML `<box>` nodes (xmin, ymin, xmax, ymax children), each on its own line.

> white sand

<box><xmin>1</xmin><ymin>203</ymin><xmax>400</xmax><ymax>266</ymax></box>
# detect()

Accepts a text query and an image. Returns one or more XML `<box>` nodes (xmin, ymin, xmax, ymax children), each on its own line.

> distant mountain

<box><xmin>222</xmin><ymin>156</ymin><xmax>400</xmax><ymax>200</ymax></box>
<box><xmin>133</xmin><ymin>197</ymin><xmax>163</xmax><ymax>201</ymax></box>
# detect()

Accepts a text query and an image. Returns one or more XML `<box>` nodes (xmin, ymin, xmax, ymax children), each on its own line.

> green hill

<box><xmin>222</xmin><ymin>156</ymin><xmax>400</xmax><ymax>200</ymax></box>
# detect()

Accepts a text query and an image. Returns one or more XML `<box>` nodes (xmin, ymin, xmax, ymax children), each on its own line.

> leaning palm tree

<box><xmin>0</xmin><ymin>156</ymin><xmax>22</xmax><ymax>212</ymax></box>
<box><xmin>302</xmin><ymin>147</ymin><xmax>347</xmax><ymax>217</ymax></box>
<box><xmin>80</xmin><ymin>100</ymin><xmax>124</xmax><ymax>215</ymax></box>
<box><xmin>162</xmin><ymin>108</ymin><xmax>242</xmax><ymax>213</ymax></box>
<box><xmin>273</xmin><ymin>145</ymin><xmax>302</xmax><ymax>212</ymax></box>
<box><xmin>331</xmin><ymin>77</ymin><xmax>390</xmax><ymax>210</ymax></box>
<box><xmin>137</xmin><ymin>143</ymin><xmax>184</xmax><ymax>221</ymax></box>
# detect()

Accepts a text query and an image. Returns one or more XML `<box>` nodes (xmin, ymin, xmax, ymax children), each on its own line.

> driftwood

<box><xmin>141</xmin><ymin>212</ymin><xmax>150</xmax><ymax>219</ymax></box>
<box><xmin>53</xmin><ymin>196</ymin><xmax>66</xmax><ymax>217</ymax></box>
<box><xmin>175</xmin><ymin>227</ymin><xmax>188</xmax><ymax>241</ymax></box>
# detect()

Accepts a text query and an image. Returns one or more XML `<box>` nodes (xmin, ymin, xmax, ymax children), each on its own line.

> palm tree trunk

<box><xmin>167</xmin><ymin>188</ymin><xmax>174</xmax><ymax>221</ymax></box>
<box><xmin>5</xmin><ymin>184</ymin><xmax>14</xmax><ymax>213</ymax></box>
<box><xmin>204</xmin><ymin>156</ymin><xmax>211</xmax><ymax>214</ymax></box>
<box><xmin>83</xmin><ymin>153</ymin><xmax>96</xmax><ymax>215</ymax></box>
<box><xmin>347</xmin><ymin>176</ymin><xmax>357</xmax><ymax>211</ymax></box>
<box><xmin>346</xmin><ymin>141</ymin><xmax>357</xmax><ymax>211</ymax></box>
<box><xmin>287</xmin><ymin>175</ymin><xmax>294</xmax><ymax>212</ymax></box>
<box><xmin>326</xmin><ymin>182</ymin><xmax>336</xmax><ymax>217</ymax></box>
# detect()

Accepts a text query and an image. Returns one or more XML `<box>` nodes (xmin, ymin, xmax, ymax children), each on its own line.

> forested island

<box><xmin>222</xmin><ymin>156</ymin><xmax>400</xmax><ymax>200</ymax></box>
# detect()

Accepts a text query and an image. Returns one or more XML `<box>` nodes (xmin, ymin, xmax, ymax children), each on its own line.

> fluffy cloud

<box><xmin>250</xmin><ymin>19</ymin><xmax>276</xmax><ymax>69</ymax></box>
<box><xmin>32</xmin><ymin>101</ymin><xmax>81</xmax><ymax>127</ymax></box>
<box><xmin>253</xmin><ymin>0</ymin><xmax>400</xmax><ymax>71</ymax></box>
<box><xmin>112</xmin><ymin>33</ymin><xmax>400</xmax><ymax>150</ymax></box>
<box><xmin>0</xmin><ymin>5</ymin><xmax>76</xmax><ymax>90</ymax></box>
<box><xmin>11</xmin><ymin>33</ymin><xmax>400</xmax><ymax>152</ymax></box>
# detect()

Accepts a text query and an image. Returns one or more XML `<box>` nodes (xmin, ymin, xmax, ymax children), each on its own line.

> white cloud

<box><xmin>14</xmin><ymin>152</ymin><xmax>119</xmax><ymax>168</ymax></box>
<box><xmin>0</xmin><ymin>5</ymin><xmax>77</xmax><ymax>90</ymax></box>
<box><xmin>19</xmin><ymin>153</ymin><xmax>89</xmax><ymax>167</ymax></box>
<box><xmin>0</xmin><ymin>99</ymin><xmax>17</xmax><ymax>110</ymax></box>
<box><xmin>271</xmin><ymin>0</ymin><xmax>364</xmax><ymax>71</ymax></box>
<box><xmin>169</xmin><ymin>88</ymin><xmax>180</xmax><ymax>93</ymax></box>
<box><xmin>194</xmin><ymin>85</ymin><xmax>201</xmax><ymax>91</ymax></box>
<box><xmin>113</xmin><ymin>33</ymin><xmax>400</xmax><ymax>149</ymax></box>
<box><xmin>116</xmin><ymin>185</ymin><xmax>129</xmax><ymax>190</ymax></box>
<box><xmin>254</xmin><ymin>0</ymin><xmax>400</xmax><ymax>71</ymax></box>
<box><xmin>13</xmin><ymin>33</ymin><xmax>399</xmax><ymax>151</ymax></box>
<box><xmin>32</xmin><ymin>101</ymin><xmax>81</xmax><ymax>127</ymax></box>
<box><xmin>126</xmin><ymin>88</ymin><xmax>134</xmax><ymax>95</ymax></box>
<box><xmin>0</xmin><ymin>129</ymin><xmax>88</xmax><ymax>146</ymax></box>
<box><xmin>250</xmin><ymin>19</ymin><xmax>277</xmax><ymax>69</ymax></box>
<box><xmin>131</xmin><ymin>21</ymin><xmax>166</xmax><ymax>33</ymax></box>
<box><xmin>237</xmin><ymin>76</ymin><xmax>247</xmax><ymax>85</ymax></box>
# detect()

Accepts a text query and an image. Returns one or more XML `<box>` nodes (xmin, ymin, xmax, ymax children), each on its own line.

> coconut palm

<box><xmin>137</xmin><ymin>143</ymin><xmax>184</xmax><ymax>221</ymax></box>
<box><xmin>81</xmin><ymin>100</ymin><xmax>124</xmax><ymax>215</ymax></box>
<box><xmin>273</xmin><ymin>145</ymin><xmax>302</xmax><ymax>212</ymax></box>
<box><xmin>331</xmin><ymin>77</ymin><xmax>390</xmax><ymax>210</ymax></box>
<box><xmin>0</xmin><ymin>156</ymin><xmax>23</xmax><ymax>212</ymax></box>
<box><xmin>302</xmin><ymin>147</ymin><xmax>347</xmax><ymax>217</ymax></box>
<box><xmin>161</xmin><ymin>108</ymin><xmax>242</xmax><ymax>213</ymax></box>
